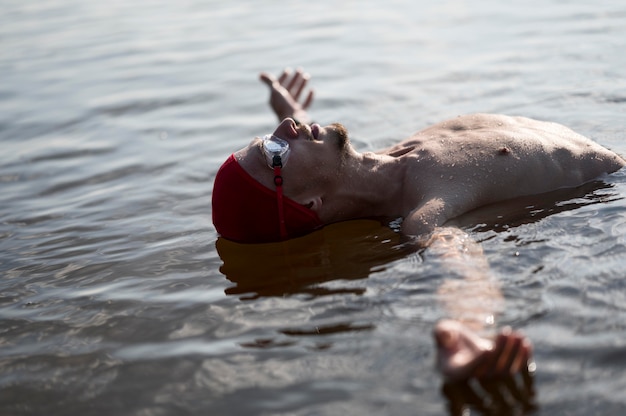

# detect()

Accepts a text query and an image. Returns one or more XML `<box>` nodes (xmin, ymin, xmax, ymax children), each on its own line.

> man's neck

<box><xmin>319</xmin><ymin>152</ymin><xmax>407</xmax><ymax>223</ymax></box>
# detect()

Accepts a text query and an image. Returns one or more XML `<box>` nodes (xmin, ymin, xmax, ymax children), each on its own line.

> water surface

<box><xmin>2</xmin><ymin>0</ymin><xmax>626</xmax><ymax>415</ymax></box>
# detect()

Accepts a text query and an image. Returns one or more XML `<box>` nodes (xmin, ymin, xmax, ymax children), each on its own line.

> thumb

<box><xmin>259</xmin><ymin>72</ymin><xmax>277</xmax><ymax>88</ymax></box>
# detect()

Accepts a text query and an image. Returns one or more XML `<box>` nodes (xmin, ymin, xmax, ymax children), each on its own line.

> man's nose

<box><xmin>273</xmin><ymin>118</ymin><xmax>299</xmax><ymax>139</ymax></box>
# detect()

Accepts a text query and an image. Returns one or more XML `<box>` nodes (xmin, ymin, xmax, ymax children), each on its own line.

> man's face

<box><xmin>240</xmin><ymin>118</ymin><xmax>351</xmax><ymax>202</ymax></box>
<box><xmin>269</xmin><ymin>118</ymin><xmax>349</xmax><ymax>154</ymax></box>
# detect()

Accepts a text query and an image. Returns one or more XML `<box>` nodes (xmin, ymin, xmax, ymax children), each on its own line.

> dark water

<box><xmin>2</xmin><ymin>0</ymin><xmax>626</xmax><ymax>415</ymax></box>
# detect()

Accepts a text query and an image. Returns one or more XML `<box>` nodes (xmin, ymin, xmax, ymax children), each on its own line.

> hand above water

<box><xmin>259</xmin><ymin>68</ymin><xmax>315</xmax><ymax>124</ymax></box>
<box><xmin>434</xmin><ymin>320</ymin><xmax>537</xmax><ymax>414</ymax></box>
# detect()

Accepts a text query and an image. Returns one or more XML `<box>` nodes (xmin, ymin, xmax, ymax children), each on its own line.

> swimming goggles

<box><xmin>262</xmin><ymin>134</ymin><xmax>290</xmax><ymax>168</ymax></box>
<box><xmin>261</xmin><ymin>134</ymin><xmax>290</xmax><ymax>239</ymax></box>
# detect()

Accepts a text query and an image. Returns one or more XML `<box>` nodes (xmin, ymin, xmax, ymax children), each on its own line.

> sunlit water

<box><xmin>1</xmin><ymin>0</ymin><xmax>626</xmax><ymax>415</ymax></box>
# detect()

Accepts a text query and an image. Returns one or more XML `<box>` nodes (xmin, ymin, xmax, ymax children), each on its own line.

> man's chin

<box><xmin>329</xmin><ymin>122</ymin><xmax>349</xmax><ymax>150</ymax></box>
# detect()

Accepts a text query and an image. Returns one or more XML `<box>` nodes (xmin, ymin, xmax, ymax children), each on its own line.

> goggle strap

<box><xmin>273</xmin><ymin>163</ymin><xmax>288</xmax><ymax>239</ymax></box>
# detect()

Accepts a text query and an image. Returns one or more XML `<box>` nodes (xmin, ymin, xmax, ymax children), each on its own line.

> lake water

<box><xmin>2</xmin><ymin>0</ymin><xmax>626</xmax><ymax>415</ymax></box>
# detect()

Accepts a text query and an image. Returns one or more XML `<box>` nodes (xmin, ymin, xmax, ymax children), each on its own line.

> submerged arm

<box><xmin>423</xmin><ymin>226</ymin><xmax>535</xmax><ymax>412</ymax></box>
<box><xmin>405</xmin><ymin>199</ymin><xmax>506</xmax><ymax>330</ymax></box>
<box><xmin>424</xmin><ymin>226</ymin><xmax>503</xmax><ymax>331</ymax></box>
<box><xmin>404</xmin><ymin>198</ymin><xmax>533</xmax><ymax>383</ymax></box>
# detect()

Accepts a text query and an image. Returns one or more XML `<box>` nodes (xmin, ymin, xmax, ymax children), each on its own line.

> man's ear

<box><xmin>303</xmin><ymin>196</ymin><xmax>323</xmax><ymax>212</ymax></box>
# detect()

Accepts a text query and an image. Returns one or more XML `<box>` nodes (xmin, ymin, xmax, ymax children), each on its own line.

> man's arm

<box><xmin>403</xmin><ymin>199</ymin><xmax>531</xmax><ymax>379</ymax></box>
<box><xmin>402</xmin><ymin>197</ymin><xmax>447</xmax><ymax>237</ymax></box>
<box><xmin>259</xmin><ymin>68</ymin><xmax>314</xmax><ymax>124</ymax></box>
<box><xmin>425</xmin><ymin>227</ymin><xmax>502</xmax><ymax>329</ymax></box>
<box><xmin>418</xmin><ymin>226</ymin><xmax>533</xmax><ymax>385</ymax></box>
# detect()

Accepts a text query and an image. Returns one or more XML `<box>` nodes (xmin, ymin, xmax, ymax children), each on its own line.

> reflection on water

<box><xmin>2</xmin><ymin>0</ymin><xmax>626</xmax><ymax>415</ymax></box>
<box><xmin>441</xmin><ymin>369</ymin><xmax>537</xmax><ymax>415</ymax></box>
<box><xmin>451</xmin><ymin>180</ymin><xmax>622</xmax><ymax>234</ymax></box>
<box><xmin>219</xmin><ymin>220</ymin><xmax>408</xmax><ymax>299</ymax></box>
<box><xmin>216</xmin><ymin>181</ymin><xmax>624</xmax><ymax>416</ymax></box>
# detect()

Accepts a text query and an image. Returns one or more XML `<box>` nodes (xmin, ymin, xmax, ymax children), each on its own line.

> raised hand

<box><xmin>259</xmin><ymin>68</ymin><xmax>315</xmax><ymax>124</ymax></box>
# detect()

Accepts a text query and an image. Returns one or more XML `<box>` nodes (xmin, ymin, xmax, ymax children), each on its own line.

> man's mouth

<box><xmin>311</xmin><ymin>123</ymin><xmax>321</xmax><ymax>140</ymax></box>
<box><xmin>297</xmin><ymin>123</ymin><xmax>320</xmax><ymax>141</ymax></box>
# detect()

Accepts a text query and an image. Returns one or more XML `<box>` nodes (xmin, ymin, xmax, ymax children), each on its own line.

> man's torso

<box><xmin>388</xmin><ymin>114</ymin><xmax>625</xmax><ymax>222</ymax></box>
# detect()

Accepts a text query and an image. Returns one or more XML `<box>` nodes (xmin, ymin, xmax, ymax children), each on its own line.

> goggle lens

<box><xmin>262</xmin><ymin>134</ymin><xmax>290</xmax><ymax>168</ymax></box>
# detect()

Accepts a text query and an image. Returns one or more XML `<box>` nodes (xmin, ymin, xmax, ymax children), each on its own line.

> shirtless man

<box><xmin>212</xmin><ymin>68</ymin><xmax>625</xmax><ymax>406</ymax></box>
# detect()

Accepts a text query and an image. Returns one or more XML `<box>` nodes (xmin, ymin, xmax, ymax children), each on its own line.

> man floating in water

<box><xmin>212</xmin><ymin>68</ymin><xmax>625</xmax><ymax>410</ymax></box>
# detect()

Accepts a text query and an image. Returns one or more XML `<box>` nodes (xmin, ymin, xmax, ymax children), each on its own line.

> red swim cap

<box><xmin>212</xmin><ymin>154</ymin><xmax>323</xmax><ymax>244</ymax></box>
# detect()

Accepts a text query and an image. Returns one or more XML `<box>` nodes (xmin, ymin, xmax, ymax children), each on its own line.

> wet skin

<box><xmin>380</xmin><ymin>113</ymin><xmax>625</xmax><ymax>236</ymax></box>
<box><xmin>237</xmin><ymin>112</ymin><xmax>625</xmax><ymax>239</ymax></box>
<box><xmin>246</xmin><ymin>68</ymin><xmax>625</xmax><ymax>394</ymax></box>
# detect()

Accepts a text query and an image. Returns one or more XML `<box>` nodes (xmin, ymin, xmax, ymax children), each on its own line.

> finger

<box><xmin>278</xmin><ymin>67</ymin><xmax>292</xmax><ymax>85</ymax></box>
<box><xmin>491</xmin><ymin>328</ymin><xmax>516</xmax><ymax>377</ymax></box>
<box><xmin>509</xmin><ymin>336</ymin><xmax>531</xmax><ymax>374</ymax></box>
<box><xmin>474</xmin><ymin>332</ymin><xmax>507</xmax><ymax>379</ymax></box>
<box><xmin>302</xmin><ymin>90</ymin><xmax>314</xmax><ymax>110</ymax></box>
<box><xmin>521</xmin><ymin>345</ymin><xmax>536</xmax><ymax>399</ymax></box>
<box><xmin>474</xmin><ymin>330</ymin><xmax>508</xmax><ymax>379</ymax></box>
<box><xmin>497</xmin><ymin>334</ymin><xmax>524</xmax><ymax>376</ymax></box>
<box><xmin>472</xmin><ymin>349</ymin><xmax>494</xmax><ymax>379</ymax></box>
<box><xmin>293</xmin><ymin>72</ymin><xmax>310</xmax><ymax>101</ymax></box>
<box><xmin>287</xmin><ymin>68</ymin><xmax>309</xmax><ymax>98</ymax></box>
<box><xmin>259</xmin><ymin>72</ymin><xmax>277</xmax><ymax>88</ymax></box>
<box><xmin>285</xmin><ymin>68</ymin><xmax>301</xmax><ymax>91</ymax></box>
